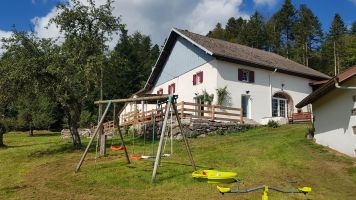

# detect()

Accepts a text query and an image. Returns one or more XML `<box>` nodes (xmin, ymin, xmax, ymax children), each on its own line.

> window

<box><xmin>193</xmin><ymin>71</ymin><xmax>203</xmax><ymax>85</ymax></box>
<box><xmin>168</xmin><ymin>83</ymin><xmax>175</xmax><ymax>94</ymax></box>
<box><xmin>238</xmin><ymin>69</ymin><xmax>254</xmax><ymax>83</ymax></box>
<box><xmin>157</xmin><ymin>88</ymin><xmax>163</xmax><ymax>95</ymax></box>
<box><xmin>272</xmin><ymin>97</ymin><xmax>287</xmax><ymax>117</ymax></box>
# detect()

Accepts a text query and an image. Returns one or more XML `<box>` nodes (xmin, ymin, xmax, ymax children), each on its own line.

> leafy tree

<box><xmin>225</xmin><ymin>17</ymin><xmax>246</xmax><ymax>43</ymax></box>
<box><xmin>16</xmin><ymin>94</ymin><xmax>56</xmax><ymax>136</ymax></box>
<box><xmin>340</xmin><ymin>35</ymin><xmax>356</xmax><ymax>71</ymax></box>
<box><xmin>324</xmin><ymin>13</ymin><xmax>347</xmax><ymax>75</ymax></box>
<box><xmin>207</xmin><ymin>23</ymin><xmax>226</xmax><ymax>40</ymax></box>
<box><xmin>294</xmin><ymin>4</ymin><xmax>323</xmax><ymax>67</ymax></box>
<box><xmin>351</xmin><ymin>21</ymin><xmax>356</xmax><ymax>35</ymax></box>
<box><xmin>106</xmin><ymin>27</ymin><xmax>159</xmax><ymax>102</ymax></box>
<box><xmin>0</xmin><ymin>120</ymin><xmax>8</xmax><ymax>147</ymax></box>
<box><xmin>244</xmin><ymin>12</ymin><xmax>268</xmax><ymax>49</ymax></box>
<box><xmin>48</xmin><ymin>0</ymin><xmax>121</xmax><ymax>149</ymax></box>
<box><xmin>271</xmin><ymin>0</ymin><xmax>297</xmax><ymax>57</ymax></box>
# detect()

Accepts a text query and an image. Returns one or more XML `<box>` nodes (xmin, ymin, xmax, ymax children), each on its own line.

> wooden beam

<box><xmin>94</xmin><ymin>95</ymin><xmax>176</xmax><ymax>104</ymax></box>
<box><xmin>75</xmin><ymin>101</ymin><xmax>112</xmax><ymax>172</ymax></box>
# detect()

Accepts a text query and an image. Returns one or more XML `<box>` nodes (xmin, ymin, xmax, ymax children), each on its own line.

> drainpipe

<box><xmin>334</xmin><ymin>79</ymin><xmax>356</xmax><ymax>90</ymax></box>
<box><xmin>269</xmin><ymin>68</ymin><xmax>278</xmax><ymax>116</ymax></box>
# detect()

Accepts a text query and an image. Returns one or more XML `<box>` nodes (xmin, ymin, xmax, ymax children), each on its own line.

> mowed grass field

<box><xmin>1</xmin><ymin>124</ymin><xmax>356</xmax><ymax>200</ymax></box>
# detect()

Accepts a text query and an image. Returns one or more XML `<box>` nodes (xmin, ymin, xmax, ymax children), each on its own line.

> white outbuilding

<box><xmin>297</xmin><ymin>66</ymin><xmax>356</xmax><ymax>157</ymax></box>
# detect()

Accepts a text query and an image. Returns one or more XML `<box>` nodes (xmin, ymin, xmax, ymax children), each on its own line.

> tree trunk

<box><xmin>29</xmin><ymin>125</ymin><xmax>34</xmax><ymax>137</ymax></box>
<box><xmin>0</xmin><ymin>132</ymin><xmax>4</xmax><ymax>147</ymax></box>
<box><xmin>66</xmin><ymin>104</ymin><xmax>82</xmax><ymax>149</ymax></box>
<box><xmin>334</xmin><ymin>41</ymin><xmax>337</xmax><ymax>76</ymax></box>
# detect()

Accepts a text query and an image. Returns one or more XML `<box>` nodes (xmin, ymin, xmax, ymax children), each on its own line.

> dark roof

<box><xmin>296</xmin><ymin>66</ymin><xmax>356</xmax><ymax>108</ymax></box>
<box><xmin>142</xmin><ymin>28</ymin><xmax>330</xmax><ymax>93</ymax></box>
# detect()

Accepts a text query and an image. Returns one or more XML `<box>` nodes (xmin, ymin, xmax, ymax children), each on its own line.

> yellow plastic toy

<box><xmin>217</xmin><ymin>185</ymin><xmax>312</xmax><ymax>200</ymax></box>
<box><xmin>192</xmin><ymin>170</ymin><xmax>237</xmax><ymax>183</ymax></box>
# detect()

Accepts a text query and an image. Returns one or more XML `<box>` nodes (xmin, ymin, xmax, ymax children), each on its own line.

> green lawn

<box><xmin>1</xmin><ymin>124</ymin><xmax>356</xmax><ymax>200</ymax></box>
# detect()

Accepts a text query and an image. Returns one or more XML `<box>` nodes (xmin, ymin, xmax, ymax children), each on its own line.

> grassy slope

<box><xmin>0</xmin><ymin>124</ymin><xmax>355</xmax><ymax>200</ymax></box>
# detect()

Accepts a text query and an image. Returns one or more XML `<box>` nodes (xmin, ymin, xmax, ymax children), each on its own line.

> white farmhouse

<box><xmin>297</xmin><ymin>66</ymin><xmax>356</xmax><ymax>157</ymax></box>
<box><xmin>121</xmin><ymin>28</ymin><xmax>330</xmax><ymax>124</ymax></box>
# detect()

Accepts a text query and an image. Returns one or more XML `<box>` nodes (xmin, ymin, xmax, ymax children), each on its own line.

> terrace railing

<box><xmin>120</xmin><ymin>101</ymin><xmax>243</xmax><ymax>126</ymax></box>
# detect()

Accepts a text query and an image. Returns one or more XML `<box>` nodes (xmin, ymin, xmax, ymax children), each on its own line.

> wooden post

<box><xmin>180</xmin><ymin>101</ymin><xmax>184</xmax><ymax>119</ymax></box>
<box><xmin>172</xmin><ymin>102</ymin><xmax>196</xmax><ymax>171</ymax></box>
<box><xmin>172</xmin><ymin>103</ymin><xmax>196</xmax><ymax>171</ymax></box>
<box><xmin>240</xmin><ymin>107</ymin><xmax>243</xmax><ymax>124</ymax></box>
<box><xmin>211</xmin><ymin>105</ymin><xmax>215</xmax><ymax>121</ymax></box>
<box><xmin>151</xmin><ymin>102</ymin><xmax>171</xmax><ymax>183</ymax></box>
<box><xmin>117</xmin><ymin>119</ymin><xmax>131</xmax><ymax>164</ymax></box>
<box><xmin>75</xmin><ymin>101</ymin><xmax>112</xmax><ymax>172</ymax></box>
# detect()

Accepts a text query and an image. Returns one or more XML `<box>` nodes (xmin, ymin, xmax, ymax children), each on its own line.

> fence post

<box><xmin>211</xmin><ymin>105</ymin><xmax>215</xmax><ymax>121</ymax></box>
<box><xmin>240</xmin><ymin>108</ymin><xmax>243</xmax><ymax>124</ymax></box>
<box><xmin>180</xmin><ymin>101</ymin><xmax>184</xmax><ymax>119</ymax></box>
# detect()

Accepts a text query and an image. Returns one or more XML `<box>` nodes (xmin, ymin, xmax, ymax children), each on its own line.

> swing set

<box><xmin>75</xmin><ymin>94</ymin><xmax>196</xmax><ymax>183</ymax></box>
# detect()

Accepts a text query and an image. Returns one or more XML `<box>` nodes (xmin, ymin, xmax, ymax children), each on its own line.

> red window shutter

<box><xmin>238</xmin><ymin>69</ymin><xmax>243</xmax><ymax>81</ymax></box>
<box><xmin>200</xmin><ymin>71</ymin><xmax>203</xmax><ymax>83</ymax></box>
<box><xmin>168</xmin><ymin>85</ymin><xmax>171</xmax><ymax>94</ymax></box>
<box><xmin>172</xmin><ymin>83</ymin><xmax>175</xmax><ymax>93</ymax></box>
<box><xmin>193</xmin><ymin>74</ymin><xmax>197</xmax><ymax>85</ymax></box>
<box><xmin>157</xmin><ymin>90</ymin><xmax>160</xmax><ymax>95</ymax></box>
<box><xmin>249</xmin><ymin>71</ymin><xmax>255</xmax><ymax>83</ymax></box>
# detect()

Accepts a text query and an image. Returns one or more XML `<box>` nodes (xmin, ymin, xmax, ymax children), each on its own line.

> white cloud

<box><xmin>31</xmin><ymin>7</ymin><xmax>63</xmax><ymax>41</ymax></box>
<box><xmin>2</xmin><ymin>0</ymin><xmax>249</xmax><ymax>51</ymax></box>
<box><xmin>349</xmin><ymin>0</ymin><xmax>356</xmax><ymax>5</ymax></box>
<box><xmin>110</xmin><ymin>0</ymin><xmax>249</xmax><ymax>45</ymax></box>
<box><xmin>0</xmin><ymin>30</ymin><xmax>13</xmax><ymax>55</ymax></box>
<box><xmin>253</xmin><ymin>0</ymin><xmax>278</xmax><ymax>7</ymax></box>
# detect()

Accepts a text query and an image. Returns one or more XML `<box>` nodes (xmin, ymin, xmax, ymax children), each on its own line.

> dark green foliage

<box><xmin>207</xmin><ymin>23</ymin><xmax>226</xmax><ymax>40</ymax></box>
<box><xmin>267</xmin><ymin>120</ymin><xmax>279</xmax><ymax>128</ymax></box>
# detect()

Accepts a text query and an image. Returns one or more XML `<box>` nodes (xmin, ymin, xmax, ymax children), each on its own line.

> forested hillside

<box><xmin>207</xmin><ymin>0</ymin><xmax>356</xmax><ymax>76</ymax></box>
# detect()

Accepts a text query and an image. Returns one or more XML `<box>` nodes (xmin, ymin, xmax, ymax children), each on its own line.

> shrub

<box><xmin>305</xmin><ymin>127</ymin><xmax>315</xmax><ymax>138</ymax></box>
<box><xmin>267</xmin><ymin>120</ymin><xmax>279</xmax><ymax>128</ymax></box>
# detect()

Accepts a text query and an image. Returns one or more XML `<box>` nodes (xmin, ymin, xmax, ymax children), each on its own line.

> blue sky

<box><xmin>0</xmin><ymin>0</ymin><xmax>355</xmax><ymax>46</ymax></box>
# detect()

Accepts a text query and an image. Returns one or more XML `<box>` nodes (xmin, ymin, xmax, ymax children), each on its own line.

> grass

<box><xmin>1</xmin><ymin>124</ymin><xmax>356</xmax><ymax>200</ymax></box>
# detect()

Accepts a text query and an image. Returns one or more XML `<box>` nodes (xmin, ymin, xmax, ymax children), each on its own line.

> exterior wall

<box><xmin>215</xmin><ymin>60</ymin><xmax>313</xmax><ymax>123</ymax></box>
<box><xmin>313</xmin><ymin>77</ymin><xmax>356</xmax><ymax>157</ymax></box>
<box><xmin>150</xmin><ymin>59</ymin><xmax>219</xmax><ymax>107</ymax></box>
<box><xmin>155</xmin><ymin>36</ymin><xmax>214</xmax><ymax>86</ymax></box>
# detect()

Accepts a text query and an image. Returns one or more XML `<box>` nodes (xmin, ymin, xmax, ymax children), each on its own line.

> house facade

<box><xmin>297</xmin><ymin>67</ymin><xmax>356</xmax><ymax>157</ymax></box>
<box><xmin>121</xmin><ymin>28</ymin><xmax>330</xmax><ymax>124</ymax></box>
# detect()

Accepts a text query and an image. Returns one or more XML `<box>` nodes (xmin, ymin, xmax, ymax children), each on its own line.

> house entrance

<box><xmin>272</xmin><ymin>92</ymin><xmax>293</xmax><ymax>117</ymax></box>
<box><xmin>241</xmin><ymin>95</ymin><xmax>250</xmax><ymax>119</ymax></box>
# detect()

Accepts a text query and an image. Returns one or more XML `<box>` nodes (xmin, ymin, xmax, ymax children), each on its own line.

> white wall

<box><xmin>120</xmin><ymin>59</ymin><xmax>315</xmax><ymax>124</ymax></box>
<box><xmin>119</xmin><ymin>60</ymin><xmax>219</xmax><ymax>119</ymax></box>
<box><xmin>313</xmin><ymin>77</ymin><xmax>356</xmax><ymax>157</ymax></box>
<box><xmin>215</xmin><ymin>60</ymin><xmax>313</xmax><ymax>123</ymax></box>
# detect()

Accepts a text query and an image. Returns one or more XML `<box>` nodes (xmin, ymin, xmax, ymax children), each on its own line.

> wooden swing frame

<box><xmin>75</xmin><ymin>94</ymin><xmax>196</xmax><ymax>183</ymax></box>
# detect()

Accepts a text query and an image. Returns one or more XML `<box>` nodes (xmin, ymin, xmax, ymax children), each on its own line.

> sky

<box><xmin>0</xmin><ymin>0</ymin><xmax>355</xmax><ymax>51</ymax></box>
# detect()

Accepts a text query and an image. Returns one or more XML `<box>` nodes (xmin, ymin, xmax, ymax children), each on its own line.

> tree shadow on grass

<box><xmin>28</xmin><ymin>143</ymin><xmax>81</xmax><ymax>158</ymax></box>
<box><xmin>31</xmin><ymin>132</ymin><xmax>61</xmax><ymax>137</ymax></box>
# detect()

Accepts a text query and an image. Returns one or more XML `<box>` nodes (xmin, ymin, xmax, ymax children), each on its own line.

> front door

<box><xmin>272</xmin><ymin>97</ymin><xmax>287</xmax><ymax>117</ymax></box>
<box><xmin>241</xmin><ymin>95</ymin><xmax>250</xmax><ymax>119</ymax></box>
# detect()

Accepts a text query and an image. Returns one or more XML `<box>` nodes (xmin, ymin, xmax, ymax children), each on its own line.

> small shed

<box><xmin>297</xmin><ymin>66</ymin><xmax>356</xmax><ymax>157</ymax></box>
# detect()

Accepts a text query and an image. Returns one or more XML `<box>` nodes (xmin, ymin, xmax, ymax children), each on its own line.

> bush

<box><xmin>305</xmin><ymin>127</ymin><xmax>315</xmax><ymax>138</ymax></box>
<box><xmin>267</xmin><ymin>120</ymin><xmax>279</xmax><ymax>128</ymax></box>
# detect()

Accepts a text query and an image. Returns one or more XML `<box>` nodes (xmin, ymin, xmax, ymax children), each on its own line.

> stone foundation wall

<box><xmin>135</xmin><ymin>118</ymin><xmax>256</xmax><ymax>140</ymax></box>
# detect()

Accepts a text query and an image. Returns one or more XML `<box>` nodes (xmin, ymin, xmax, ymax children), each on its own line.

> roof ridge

<box><xmin>174</xmin><ymin>28</ymin><xmax>330</xmax><ymax>79</ymax></box>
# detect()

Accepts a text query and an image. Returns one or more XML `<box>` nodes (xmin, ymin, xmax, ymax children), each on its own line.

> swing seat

<box><xmin>192</xmin><ymin>170</ymin><xmax>237</xmax><ymax>184</ymax></box>
<box><xmin>110</xmin><ymin>145</ymin><xmax>126</xmax><ymax>151</ymax></box>
<box><xmin>130</xmin><ymin>154</ymin><xmax>142</xmax><ymax>160</ymax></box>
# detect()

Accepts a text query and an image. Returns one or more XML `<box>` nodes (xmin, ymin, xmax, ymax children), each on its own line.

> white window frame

<box><xmin>272</xmin><ymin>97</ymin><xmax>287</xmax><ymax>117</ymax></box>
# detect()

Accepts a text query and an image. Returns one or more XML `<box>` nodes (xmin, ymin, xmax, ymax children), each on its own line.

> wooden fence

<box><xmin>120</xmin><ymin>101</ymin><xmax>243</xmax><ymax>126</ymax></box>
